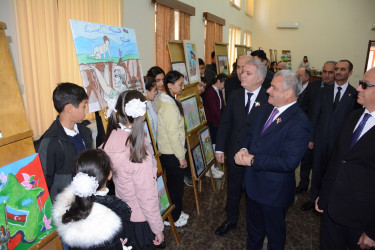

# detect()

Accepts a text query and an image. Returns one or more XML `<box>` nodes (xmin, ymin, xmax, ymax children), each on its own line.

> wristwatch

<box><xmin>250</xmin><ymin>156</ymin><xmax>255</xmax><ymax>166</ymax></box>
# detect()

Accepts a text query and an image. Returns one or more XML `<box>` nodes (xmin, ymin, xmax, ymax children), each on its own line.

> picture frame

<box><xmin>157</xmin><ymin>174</ymin><xmax>170</xmax><ymax>215</ymax></box>
<box><xmin>199</xmin><ymin>107</ymin><xmax>206</xmax><ymax>123</ymax></box>
<box><xmin>183</xmin><ymin>41</ymin><xmax>201</xmax><ymax>84</ymax></box>
<box><xmin>191</xmin><ymin>144</ymin><xmax>206</xmax><ymax>178</ymax></box>
<box><xmin>181</xmin><ymin>95</ymin><xmax>201</xmax><ymax>133</ymax></box>
<box><xmin>143</xmin><ymin>119</ymin><xmax>156</xmax><ymax>155</ymax></box>
<box><xmin>217</xmin><ymin>55</ymin><xmax>229</xmax><ymax>75</ymax></box>
<box><xmin>171</xmin><ymin>61</ymin><xmax>189</xmax><ymax>85</ymax></box>
<box><xmin>198</xmin><ymin>126</ymin><xmax>215</xmax><ymax>166</ymax></box>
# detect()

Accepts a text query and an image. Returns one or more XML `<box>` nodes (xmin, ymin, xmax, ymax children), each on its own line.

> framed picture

<box><xmin>199</xmin><ymin>107</ymin><xmax>206</xmax><ymax>123</ymax></box>
<box><xmin>217</xmin><ymin>55</ymin><xmax>229</xmax><ymax>75</ymax></box>
<box><xmin>181</xmin><ymin>95</ymin><xmax>201</xmax><ymax>133</ymax></box>
<box><xmin>191</xmin><ymin>144</ymin><xmax>206</xmax><ymax>178</ymax></box>
<box><xmin>157</xmin><ymin>174</ymin><xmax>170</xmax><ymax>215</ymax></box>
<box><xmin>143</xmin><ymin>120</ymin><xmax>156</xmax><ymax>155</ymax></box>
<box><xmin>183</xmin><ymin>41</ymin><xmax>200</xmax><ymax>84</ymax></box>
<box><xmin>171</xmin><ymin>61</ymin><xmax>189</xmax><ymax>85</ymax></box>
<box><xmin>199</xmin><ymin>127</ymin><xmax>215</xmax><ymax>166</ymax></box>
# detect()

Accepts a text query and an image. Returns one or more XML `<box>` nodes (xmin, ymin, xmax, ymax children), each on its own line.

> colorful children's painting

<box><xmin>181</xmin><ymin>95</ymin><xmax>201</xmax><ymax>133</ymax></box>
<box><xmin>183</xmin><ymin>41</ymin><xmax>200</xmax><ymax>84</ymax></box>
<box><xmin>199</xmin><ymin>127</ymin><xmax>215</xmax><ymax>166</ymax></box>
<box><xmin>157</xmin><ymin>176</ymin><xmax>170</xmax><ymax>215</ymax></box>
<box><xmin>0</xmin><ymin>154</ymin><xmax>54</xmax><ymax>250</ymax></box>
<box><xmin>70</xmin><ymin>19</ymin><xmax>145</xmax><ymax>112</ymax></box>
<box><xmin>191</xmin><ymin>144</ymin><xmax>206</xmax><ymax>178</ymax></box>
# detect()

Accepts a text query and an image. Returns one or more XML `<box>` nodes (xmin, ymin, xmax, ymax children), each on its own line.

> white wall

<box><xmin>252</xmin><ymin>0</ymin><xmax>375</xmax><ymax>84</ymax></box>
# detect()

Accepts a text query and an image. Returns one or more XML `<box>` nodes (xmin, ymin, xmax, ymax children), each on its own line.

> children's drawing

<box><xmin>171</xmin><ymin>62</ymin><xmax>189</xmax><ymax>85</ymax></box>
<box><xmin>191</xmin><ymin>144</ymin><xmax>206</xmax><ymax>178</ymax></box>
<box><xmin>183</xmin><ymin>41</ymin><xmax>200</xmax><ymax>84</ymax></box>
<box><xmin>181</xmin><ymin>95</ymin><xmax>201</xmax><ymax>133</ymax></box>
<box><xmin>157</xmin><ymin>176</ymin><xmax>170</xmax><ymax>214</ymax></box>
<box><xmin>70</xmin><ymin>19</ymin><xmax>145</xmax><ymax>112</ymax></box>
<box><xmin>0</xmin><ymin>154</ymin><xmax>54</xmax><ymax>250</ymax></box>
<box><xmin>199</xmin><ymin>127</ymin><xmax>215</xmax><ymax>166</ymax></box>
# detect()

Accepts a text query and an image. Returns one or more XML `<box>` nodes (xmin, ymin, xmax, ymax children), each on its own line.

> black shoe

<box><xmin>296</xmin><ymin>186</ymin><xmax>308</xmax><ymax>194</ymax></box>
<box><xmin>184</xmin><ymin>176</ymin><xmax>193</xmax><ymax>186</ymax></box>
<box><xmin>215</xmin><ymin>220</ymin><xmax>237</xmax><ymax>236</ymax></box>
<box><xmin>301</xmin><ymin>201</ymin><xmax>314</xmax><ymax>211</ymax></box>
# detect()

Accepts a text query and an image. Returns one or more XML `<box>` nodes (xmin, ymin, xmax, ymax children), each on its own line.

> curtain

<box><xmin>179</xmin><ymin>12</ymin><xmax>190</xmax><ymax>41</ymax></box>
<box><xmin>155</xmin><ymin>4</ymin><xmax>174</xmax><ymax>73</ymax></box>
<box><xmin>14</xmin><ymin>0</ymin><xmax>122</xmax><ymax>138</ymax></box>
<box><xmin>204</xmin><ymin>20</ymin><xmax>223</xmax><ymax>65</ymax></box>
<box><xmin>244</xmin><ymin>31</ymin><xmax>252</xmax><ymax>47</ymax></box>
<box><xmin>228</xmin><ymin>25</ymin><xmax>241</xmax><ymax>73</ymax></box>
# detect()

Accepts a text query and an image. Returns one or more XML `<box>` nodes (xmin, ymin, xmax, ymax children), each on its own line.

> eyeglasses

<box><xmin>359</xmin><ymin>80</ymin><xmax>375</xmax><ymax>89</ymax></box>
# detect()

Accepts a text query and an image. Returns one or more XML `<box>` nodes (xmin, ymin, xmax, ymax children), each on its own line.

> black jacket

<box><xmin>37</xmin><ymin>117</ymin><xmax>92</xmax><ymax>201</ymax></box>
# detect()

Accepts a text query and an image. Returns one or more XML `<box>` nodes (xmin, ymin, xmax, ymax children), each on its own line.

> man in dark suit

<box><xmin>296</xmin><ymin>61</ymin><xmax>336</xmax><ymax>193</ymax></box>
<box><xmin>302</xmin><ymin>60</ymin><xmax>360</xmax><ymax>211</ymax></box>
<box><xmin>205</xmin><ymin>51</ymin><xmax>217</xmax><ymax>85</ymax></box>
<box><xmin>251</xmin><ymin>49</ymin><xmax>274</xmax><ymax>90</ymax></box>
<box><xmin>316</xmin><ymin>67</ymin><xmax>375</xmax><ymax>249</ymax></box>
<box><xmin>224</xmin><ymin>55</ymin><xmax>252</xmax><ymax>101</ymax></box>
<box><xmin>235</xmin><ymin>70</ymin><xmax>311</xmax><ymax>249</ymax></box>
<box><xmin>214</xmin><ymin>58</ymin><xmax>273</xmax><ymax>236</ymax></box>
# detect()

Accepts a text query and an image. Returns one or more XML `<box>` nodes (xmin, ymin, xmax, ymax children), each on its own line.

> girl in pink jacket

<box><xmin>102</xmin><ymin>90</ymin><xmax>164</xmax><ymax>249</ymax></box>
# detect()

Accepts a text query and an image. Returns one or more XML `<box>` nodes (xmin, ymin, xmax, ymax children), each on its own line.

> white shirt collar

<box><xmin>63</xmin><ymin>123</ymin><xmax>79</xmax><ymax>136</ymax></box>
<box><xmin>275</xmin><ymin>101</ymin><xmax>297</xmax><ymax>117</ymax></box>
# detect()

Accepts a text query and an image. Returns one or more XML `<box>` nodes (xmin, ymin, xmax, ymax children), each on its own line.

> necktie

<box><xmin>245</xmin><ymin>92</ymin><xmax>253</xmax><ymax>114</ymax></box>
<box><xmin>333</xmin><ymin>86</ymin><xmax>342</xmax><ymax>110</ymax></box>
<box><xmin>219</xmin><ymin>90</ymin><xmax>224</xmax><ymax>110</ymax></box>
<box><xmin>348</xmin><ymin>113</ymin><xmax>371</xmax><ymax>150</ymax></box>
<box><xmin>261</xmin><ymin>108</ymin><xmax>279</xmax><ymax>134</ymax></box>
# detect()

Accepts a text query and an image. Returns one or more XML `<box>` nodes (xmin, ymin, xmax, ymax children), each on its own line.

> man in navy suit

<box><xmin>302</xmin><ymin>60</ymin><xmax>359</xmax><ymax>211</ymax></box>
<box><xmin>296</xmin><ymin>61</ymin><xmax>336</xmax><ymax>193</ymax></box>
<box><xmin>214</xmin><ymin>57</ymin><xmax>273</xmax><ymax>236</ymax></box>
<box><xmin>235</xmin><ymin>70</ymin><xmax>311</xmax><ymax>249</ymax></box>
<box><xmin>316</xmin><ymin>67</ymin><xmax>375</xmax><ymax>249</ymax></box>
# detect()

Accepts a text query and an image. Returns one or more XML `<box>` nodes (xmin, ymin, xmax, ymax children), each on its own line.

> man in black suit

<box><xmin>205</xmin><ymin>51</ymin><xmax>217</xmax><ymax>85</ymax></box>
<box><xmin>296</xmin><ymin>61</ymin><xmax>336</xmax><ymax>193</ymax></box>
<box><xmin>235</xmin><ymin>70</ymin><xmax>311</xmax><ymax>249</ymax></box>
<box><xmin>214</xmin><ymin>58</ymin><xmax>273</xmax><ymax>236</ymax></box>
<box><xmin>316</xmin><ymin>67</ymin><xmax>375</xmax><ymax>249</ymax></box>
<box><xmin>251</xmin><ymin>50</ymin><xmax>274</xmax><ymax>90</ymax></box>
<box><xmin>302</xmin><ymin>60</ymin><xmax>359</xmax><ymax>211</ymax></box>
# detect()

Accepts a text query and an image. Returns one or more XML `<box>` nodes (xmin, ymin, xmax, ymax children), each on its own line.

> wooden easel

<box><xmin>0</xmin><ymin>22</ymin><xmax>63</xmax><ymax>249</ymax></box>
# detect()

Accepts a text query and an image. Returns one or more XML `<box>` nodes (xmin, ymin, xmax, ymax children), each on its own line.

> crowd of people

<box><xmin>36</xmin><ymin>50</ymin><xmax>375</xmax><ymax>249</ymax></box>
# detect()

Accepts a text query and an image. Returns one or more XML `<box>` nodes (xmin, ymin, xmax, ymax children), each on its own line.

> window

<box><xmin>203</xmin><ymin>12</ymin><xmax>225</xmax><ymax>65</ymax></box>
<box><xmin>244</xmin><ymin>31</ymin><xmax>252</xmax><ymax>47</ymax></box>
<box><xmin>230</xmin><ymin>0</ymin><xmax>241</xmax><ymax>9</ymax></box>
<box><xmin>228</xmin><ymin>25</ymin><xmax>241</xmax><ymax>72</ymax></box>
<box><xmin>246</xmin><ymin>0</ymin><xmax>254</xmax><ymax>16</ymax></box>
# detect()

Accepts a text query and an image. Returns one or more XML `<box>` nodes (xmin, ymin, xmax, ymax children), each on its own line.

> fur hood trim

<box><xmin>52</xmin><ymin>185</ymin><xmax>122</xmax><ymax>248</ymax></box>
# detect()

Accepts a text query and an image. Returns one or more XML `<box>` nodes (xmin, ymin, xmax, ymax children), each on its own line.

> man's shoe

<box><xmin>296</xmin><ymin>186</ymin><xmax>308</xmax><ymax>194</ymax></box>
<box><xmin>301</xmin><ymin>201</ymin><xmax>314</xmax><ymax>211</ymax></box>
<box><xmin>184</xmin><ymin>176</ymin><xmax>193</xmax><ymax>186</ymax></box>
<box><xmin>214</xmin><ymin>220</ymin><xmax>237</xmax><ymax>236</ymax></box>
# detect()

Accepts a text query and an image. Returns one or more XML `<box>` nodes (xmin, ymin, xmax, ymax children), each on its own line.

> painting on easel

<box><xmin>0</xmin><ymin>154</ymin><xmax>54</xmax><ymax>250</ymax></box>
<box><xmin>157</xmin><ymin>175</ymin><xmax>170</xmax><ymax>215</ymax></box>
<box><xmin>70</xmin><ymin>19</ymin><xmax>145</xmax><ymax>112</ymax></box>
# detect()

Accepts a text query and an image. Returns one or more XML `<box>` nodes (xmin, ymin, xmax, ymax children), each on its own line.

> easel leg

<box><xmin>209</xmin><ymin>168</ymin><xmax>216</xmax><ymax>191</ymax></box>
<box><xmin>192</xmin><ymin>176</ymin><xmax>200</xmax><ymax>214</ymax></box>
<box><xmin>168</xmin><ymin>214</ymin><xmax>181</xmax><ymax>245</ymax></box>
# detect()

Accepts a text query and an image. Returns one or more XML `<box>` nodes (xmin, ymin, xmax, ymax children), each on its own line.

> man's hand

<box><xmin>234</xmin><ymin>149</ymin><xmax>249</xmax><ymax>166</ymax></box>
<box><xmin>358</xmin><ymin>233</ymin><xmax>375</xmax><ymax>249</ymax></box>
<box><xmin>315</xmin><ymin>197</ymin><xmax>323</xmax><ymax>213</ymax></box>
<box><xmin>215</xmin><ymin>152</ymin><xmax>225</xmax><ymax>163</ymax></box>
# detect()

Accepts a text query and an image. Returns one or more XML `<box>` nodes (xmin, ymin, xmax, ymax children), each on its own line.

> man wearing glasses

<box><xmin>301</xmin><ymin>60</ymin><xmax>360</xmax><ymax>211</ymax></box>
<box><xmin>316</xmin><ymin>67</ymin><xmax>375</xmax><ymax>249</ymax></box>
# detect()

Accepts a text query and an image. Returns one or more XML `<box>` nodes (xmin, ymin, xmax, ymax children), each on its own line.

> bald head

<box><xmin>236</xmin><ymin>55</ymin><xmax>253</xmax><ymax>81</ymax></box>
<box><xmin>357</xmin><ymin>67</ymin><xmax>375</xmax><ymax>112</ymax></box>
<box><xmin>276</xmin><ymin>62</ymin><xmax>287</xmax><ymax>71</ymax></box>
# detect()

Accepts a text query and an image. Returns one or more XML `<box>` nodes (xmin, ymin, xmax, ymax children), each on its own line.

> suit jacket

<box><xmin>243</xmin><ymin>103</ymin><xmax>311</xmax><ymax>207</ymax></box>
<box><xmin>318</xmin><ymin>108</ymin><xmax>375</xmax><ymax>240</ymax></box>
<box><xmin>261</xmin><ymin>70</ymin><xmax>274</xmax><ymax>90</ymax></box>
<box><xmin>300</xmin><ymin>80</ymin><xmax>324</xmax><ymax>120</ymax></box>
<box><xmin>311</xmin><ymin>83</ymin><xmax>359</xmax><ymax>151</ymax></box>
<box><xmin>203</xmin><ymin>86</ymin><xmax>224</xmax><ymax>127</ymax></box>
<box><xmin>224</xmin><ymin>73</ymin><xmax>241</xmax><ymax>102</ymax></box>
<box><xmin>216</xmin><ymin>87</ymin><xmax>272</xmax><ymax>167</ymax></box>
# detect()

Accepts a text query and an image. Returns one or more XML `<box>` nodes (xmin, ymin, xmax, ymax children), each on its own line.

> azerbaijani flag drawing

<box><xmin>0</xmin><ymin>154</ymin><xmax>54</xmax><ymax>250</ymax></box>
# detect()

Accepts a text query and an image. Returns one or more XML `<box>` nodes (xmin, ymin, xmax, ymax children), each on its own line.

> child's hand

<box><xmin>153</xmin><ymin>232</ymin><xmax>164</xmax><ymax>245</ymax></box>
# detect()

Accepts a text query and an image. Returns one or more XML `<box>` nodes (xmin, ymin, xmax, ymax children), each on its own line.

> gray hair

<box><xmin>274</xmin><ymin>70</ymin><xmax>301</xmax><ymax>98</ymax></box>
<box><xmin>244</xmin><ymin>59</ymin><xmax>267</xmax><ymax>80</ymax></box>
<box><xmin>324</xmin><ymin>61</ymin><xmax>337</xmax><ymax>66</ymax></box>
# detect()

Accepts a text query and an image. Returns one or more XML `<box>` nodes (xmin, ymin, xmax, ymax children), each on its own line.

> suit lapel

<box><xmin>247</xmin><ymin>88</ymin><xmax>268</xmax><ymax>118</ymax></box>
<box><xmin>334</xmin><ymin>84</ymin><xmax>356</xmax><ymax>112</ymax></box>
<box><xmin>260</xmin><ymin>103</ymin><xmax>299</xmax><ymax>136</ymax></box>
<box><xmin>347</xmin><ymin>109</ymin><xmax>375</xmax><ymax>152</ymax></box>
